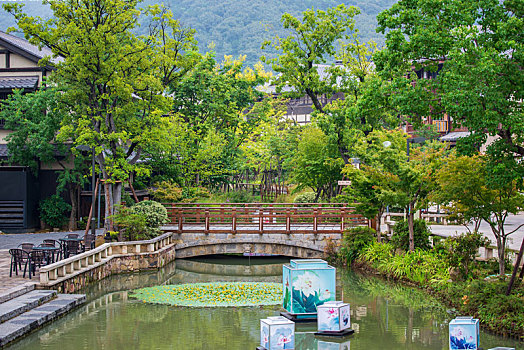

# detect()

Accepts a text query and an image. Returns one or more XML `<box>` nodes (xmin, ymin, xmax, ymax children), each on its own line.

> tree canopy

<box><xmin>375</xmin><ymin>0</ymin><xmax>524</xmax><ymax>187</ymax></box>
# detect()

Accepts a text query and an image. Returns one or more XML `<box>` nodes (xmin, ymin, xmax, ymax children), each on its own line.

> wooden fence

<box><xmin>163</xmin><ymin>203</ymin><xmax>369</xmax><ymax>234</ymax></box>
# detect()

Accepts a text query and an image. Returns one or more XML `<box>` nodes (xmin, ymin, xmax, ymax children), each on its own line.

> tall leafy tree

<box><xmin>4</xmin><ymin>1</ymin><xmax>198</xmax><ymax>228</ymax></box>
<box><xmin>169</xmin><ymin>54</ymin><xmax>270</xmax><ymax>187</ymax></box>
<box><xmin>433</xmin><ymin>154</ymin><xmax>524</xmax><ymax>276</ymax></box>
<box><xmin>375</xmin><ymin>0</ymin><xmax>524</xmax><ymax>185</ymax></box>
<box><xmin>347</xmin><ymin>129</ymin><xmax>446</xmax><ymax>251</ymax></box>
<box><xmin>290</xmin><ymin>126</ymin><xmax>344</xmax><ymax>200</ymax></box>
<box><xmin>261</xmin><ymin>4</ymin><xmax>359</xmax><ymax>113</ymax></box>
<box><xmin>262</xmin><ymin>6</ymin><xmax>396</xmax><ymax>162</ymax></box>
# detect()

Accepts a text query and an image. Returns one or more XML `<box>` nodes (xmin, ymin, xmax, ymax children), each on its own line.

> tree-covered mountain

<box><xmin>0</xmin><ymin>0</ymin><xmax>397</xmax><ymax>66</ymax></box>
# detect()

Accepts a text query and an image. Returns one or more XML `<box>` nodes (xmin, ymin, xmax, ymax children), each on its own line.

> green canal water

<box><xmin>8</xmin><ymin>256</ymin><xmax>522</xmax><ymax>350</ymax></box>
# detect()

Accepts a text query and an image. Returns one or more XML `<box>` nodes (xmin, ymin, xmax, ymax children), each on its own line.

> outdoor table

<box><xmin>33</xmin><ymin>246</ymin><xmax>60</xmax><ymax>264</ymax></box>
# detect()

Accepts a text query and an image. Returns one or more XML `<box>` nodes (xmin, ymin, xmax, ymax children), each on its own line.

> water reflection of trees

<box><xmin>340</xmin><ymin>270</ymin><xmax>449</xmax><ymax>349</ymax></box>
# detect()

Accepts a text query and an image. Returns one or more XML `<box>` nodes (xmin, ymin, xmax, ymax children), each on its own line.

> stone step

<box><xmin>0</xmin><ymin>290</ymin><xmax>56</xmax><ymax>324</ymax></box>
<box><xmin>0</xmin><ymin>293</ymin><xmax>85</xmax><ymax>347</ymax></box>
<box><xmin>0</xmin><ymin>283</ymin><xmax>36</xmax><ymax>304</ymax></box>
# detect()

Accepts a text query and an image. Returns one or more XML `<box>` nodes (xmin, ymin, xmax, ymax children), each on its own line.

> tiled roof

<box><xmin>440</xmin><ymin>131</ymin><xmax>471</xmax><ymax>142</ymax></box>
<box><xmin>0</xmin><ymin>76</ymin><xmax>39</xmax><ymax>90</ymax></box>
<box><xmin>0</xmin><ymin>31</ymin><xmax>63</xmax><ymax>64</ymax></box>
<box><xmin>260</xmin><ymin>64</ymin><xmax>348</xmax><ymax>94</ymax></box>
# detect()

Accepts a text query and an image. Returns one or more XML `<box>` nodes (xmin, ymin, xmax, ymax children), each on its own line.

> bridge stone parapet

<box><xmin>168</xmin><ymin>231</ymin><xmax>341</xmax><ymax>259</ymax></box>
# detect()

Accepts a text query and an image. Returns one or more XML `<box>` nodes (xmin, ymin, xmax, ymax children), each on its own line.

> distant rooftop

<box><xmin>0</xmin><ymin>31</ymin><xmax>63</xmax><ymax>65</ymax></box>
<box><xmin>439</xmin><ymin>131</ymin><xmax>471</xmax><ymax>142</ymax></box>
<box><xmin>0</xmin><ymin>76</ymin><xmax>39</xmax><ymax>91</ymax></box>
<box><xmin>260</xmin><ymin>63</ymin><xmax>348</xmax><ymax>94</ymax></box>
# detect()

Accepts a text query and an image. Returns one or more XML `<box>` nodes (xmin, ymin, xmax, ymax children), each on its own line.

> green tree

<box><xmin>169</xmin><ymin>54</ymin><xmax>270</xmax><ymax>187</ymax></box>
<box><xmin>341</xmin><ymin>129</ymin><xmax>405</xmax><ymax>241</ymax></box>
<box><xmin>261</xmin><ymin>4</ymin><xmax>359</xmax><ymax>112</ymax></box>
<box><xmin>4</xmin><ymin>1</ymin><xmax>198</xmax><ymax>229</ymax></box>
<box><xmin>347</xmin><ymin>129</ymin><xmax>446</xmax><ymax>251</ymax></box>
<box><xmin>1</xmin><ymin>88</ymin><xmax>88</xmax><ymax>230</ymax></box>
<box><xmin>433</xmin><ymin>154</ymin><xmax>524</xmax><ymax>275</ymax></box>
<box><xmin>375</xmin><ymin>0</ymin><xmax>524</xmax><ymax>185</ymax></box>
<box><xmin>262</xmin><ymin>6</ymin><xmax>396</xmax><ymax>163</ymax></box>
<box><xmin>290</xmin><ymin>127</ymin><xmax>344</xmax><ymax>200</ymax></box>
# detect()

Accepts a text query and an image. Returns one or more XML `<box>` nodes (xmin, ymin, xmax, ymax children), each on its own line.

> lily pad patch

<box><xmin>130</xmin><ymin>282</ymin><xmax>283</xmax><ymax>307</ymax></box>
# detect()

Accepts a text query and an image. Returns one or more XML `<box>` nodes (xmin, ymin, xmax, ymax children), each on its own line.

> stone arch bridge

<box><xmin>162</xmin><ymin>203</ymin><xmax>369</xmax><ymax>259</ymax></box>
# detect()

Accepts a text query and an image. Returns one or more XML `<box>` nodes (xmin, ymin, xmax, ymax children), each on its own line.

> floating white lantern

<box><xmin>282</xmin><ymin>259</ymin><xmax>336</xmax><ymax>320</ymax></box>
<box><xmin>317</xmin><ymin>301</ymin><xmax>351</xmax><ymax>333</ymax></box>
<box><xmin>259</xmin><ymin>316</ymin><xmax>295</xmax><ymax>350</ymax></box>
<box><xmin>449</xmin><ymin>316</ymin><xmax>479</xmax><ymax>350</ymax></box>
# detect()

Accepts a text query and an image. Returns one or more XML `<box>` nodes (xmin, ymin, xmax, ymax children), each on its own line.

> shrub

<box><xmin>340</xmin><ymin>226</ymin><xmax>376</xmax><ymax>265</ymax></box>
<box><xmin>112</xmin><ymin>207</ymin><xmax>147</xmax><ymax>241</ymax></box>
<box><xmin>361</xmin><ymin>242</ymin><xmax>451</xmax><ymax>286</ymax></box>
<box><xmin>225</xmin><ymin>190</ymin><xmax>257</xmax><ymax>203</ymax></box>
<box><xmin>440</xmin><ymin>232</ymin><xmax>490</xmax><ymax>279</ymax></box>
<box><xmin>39</xmin><ymin>194</ymin><xmax>71</xmax><ymax>228</ymax></box>
<box><xmin>360</xmin><ymin>241</ymin><xmax>395</xmax><ymax>264</ymax></box>
<box><xmin>391</xmin><ymin>219</ymin><xmax>431</xmax><ymax>251</ymax></box>
<box><xmin>293</xmin><ymin>192</ymin><xmax>316</xmax><ymax>203</ymax></box>
<box><xmin>128</xmin><ymin>200</ymin><xmax>169</xmax><ymax>238</ymax></box>
<box><xmin>182</xmin><ymin>186</ymin><xmax>211</xmax><ymax>202</ymax></box>
<box><xmin>152</xmin><ymin>181</ymin><xmax>183</xmax><ymax>203</ymax></box>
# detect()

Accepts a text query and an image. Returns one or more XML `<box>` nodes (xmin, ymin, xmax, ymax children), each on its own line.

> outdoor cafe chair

<box><xmin>19</xmin><ymin>243</ymin><xmax>34</xmax><ymax>253</ymax></box>
<box><xmin>43</xmin><ymin>239</ymin><xmax>58</xmax><ymax>247</ymax></box>
<box><xmin>63</xmin><ymin>240</ymin><xmax>82</xmax><ymax>258</ymax></box>
<box><xmin>9</xmin><ymin>248</ymin><xmax>32</xmax><ymax>278</ymax></box>
<box><xmin>30</xmin><ymin>250</ymin><xmax>47</xmax><ymax>277</ymax></box>
<box><xmin>43</xmin><ymin>239</ymin><xmax>63</xmax><ymax>260</ymax></box>
<box><xmin>66</xmin><ymin>234</ymin><xmax>79</xmax><ymax>239</ymax></box>
<box><xmin>83</xmin><ymin>234</ymin><xmax>96</xmax><ymax>251</ymax></box>
<box><xmin>35</xmin><ymin>243</ymin><xmax>59</xmax><ymax>264</ymax></box>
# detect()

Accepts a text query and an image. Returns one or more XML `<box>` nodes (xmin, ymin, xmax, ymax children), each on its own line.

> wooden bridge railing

<box><xmin>163</xmin><ymin>203</ymin><xmax>369</xmax><ymax>234</ymax></box>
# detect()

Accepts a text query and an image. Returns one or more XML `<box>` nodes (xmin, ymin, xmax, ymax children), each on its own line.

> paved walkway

<box><xmin>382</xmin><ymin>213</ymin><xmax>524</xmax><ymax>251</ymax></box>
<box><xmin>0</xmin><ymin>229</ymin><xmax>104</xmax><ymax>293</ymax></box>
<box><xmin>0</xmin><ymin>250</ymin><xmax>36</xmax><ymax>294</ymax></box>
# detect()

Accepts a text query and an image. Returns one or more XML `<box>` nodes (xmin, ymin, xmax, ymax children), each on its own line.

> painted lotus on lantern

<box><xmin>283</xmin><ymin>259</ymin><xmax>336</xmax><ymax>314</ymax></box>
<box><xmin>271</xmin><ymin>326</ymin><xmax>294</xmax><ymax>350</ymax></box>
<box><xmin>318</xmin><ymin>307</ymin><xmax>339</xmax><ymax>331</ymax></box>
<box><xmin>449</xmin><ymin>325</ymin><xmax>477</xmax><ymax>349</ymax></box>
<box><xmin>291</xmin><ymin>270</ymin><xmax>334</xmax><ymax>313</ymax></box>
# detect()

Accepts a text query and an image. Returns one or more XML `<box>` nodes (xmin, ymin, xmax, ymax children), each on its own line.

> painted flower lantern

<box><xmin>259</xmin><ymin>316</ymin><xmax>295</xmax><ymax>350</ymax></box>
<box><xmin>449</xmin><ymin>316</ymin><xmax>479</xmax><ymax>350</ymax></box>
<box><xmin>282</xmin><ymin>259</ymin><xmax>336</xmax><ymax>318</ymax></box>
<box><xmin>317</xmin><ymin>339</ymin><xmax>351</xmax><ymax>350</ymax></box>
<box><xmin>317</xmin><ymin>301</ymin><xmax>351</xmax><ymax>333</ymax></box>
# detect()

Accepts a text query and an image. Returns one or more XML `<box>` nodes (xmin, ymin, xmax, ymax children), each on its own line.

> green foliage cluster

<box><xmin>38</xmin><ymin>194</ymin><xmax>72</xmax><ymax>229</ymax></box>
<box><xmin>128</xmin><ymin>201</ymin><xmax>169</xmax><ymax>238</ymax></box>
<box><xmin>434</xmin><ymin>232</ymin><xmax>490</xmax><ymax>280</ymax></box>
<box><xmin>390</xmin><ymin>219</ymin><xmax>431</xmax><ymax>251</ymax></box>
<box><xmin>224</xmin><ymin>191</ymin><xmax>257</xmax><ymax>204</ymax></box>
<box><xmin>361</xmin><ymin>242</ymin><xmax>451</xmax><ymax>286</ymax></box>
<box><xmin>112</xmin><ymin>207</ymin><xmax>147</xmax><ymax>241</ymax></box>
<box><xmin>445</xmin><ymin>280</ymin><xmax>524</xmax><ymax>338</ymax></box>
<box><xmin>339</xmin><ymin>226</ymin><xmax>376</xmax><ymax>265</ymax></box>
<box><xmin>152</xmin><ymin>181</ymin><xmax>184</xmax><ymax>203</ymax></box>
<box><xmin>293</xmin><ymin>192</ymin><xmax>316</xmax><ymax>203</ymax></box>
<box><xmin>114</xmin><ymin>200</ymin><xmax>169</xmax><ymax>240</ymax></box>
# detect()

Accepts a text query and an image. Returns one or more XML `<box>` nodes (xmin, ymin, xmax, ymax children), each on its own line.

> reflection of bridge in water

<box><xmin>163</xmin><ymin>203</ymin><xmax>369</xmax><ymax>258</ymax></box>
